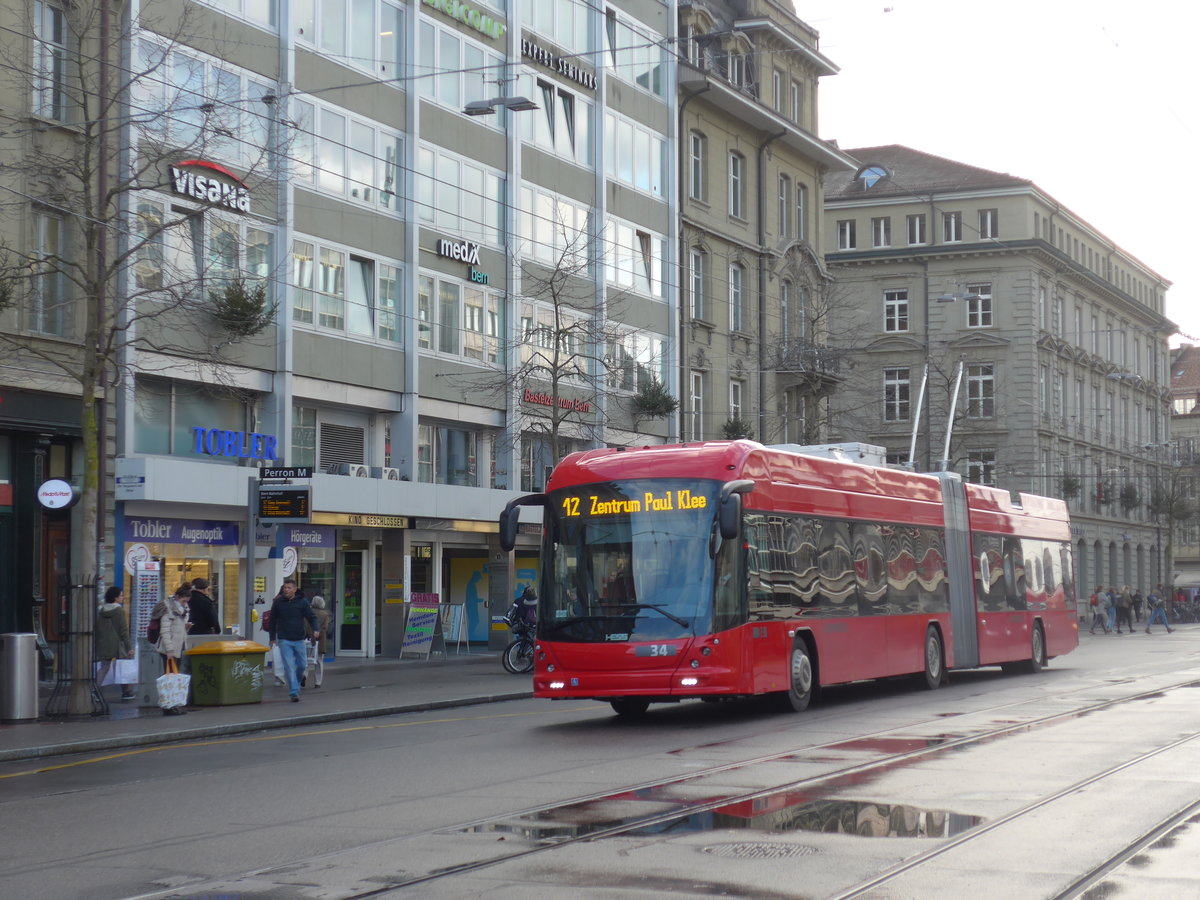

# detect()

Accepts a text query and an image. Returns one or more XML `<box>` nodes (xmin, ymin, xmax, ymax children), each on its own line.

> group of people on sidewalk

<box><xmin>94</xmin><ymin>577</ymin><xmax>223</xmax><ymax>704</ymax></box>
<box><xmin>1088</xmin><ymin>584</ymin><xmax>1175</xmax><ymax>635</ymax></box>
<box><xmin>95</xmin><ymin>576</ymin><xmax>333</xmax><ymax>710</ymax></box>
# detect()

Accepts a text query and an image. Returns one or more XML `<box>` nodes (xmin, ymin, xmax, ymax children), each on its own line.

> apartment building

<box><xmin>677</xmin><ymin>0</ymin><xmax>855</xmax><ymax>444</ymax></box>
<box><xmin>0</xmin><ymin>0</ymin><xmax>678</xmax><ymax>653</ymax></box>
<box><xmin>1169</xmin><ymin>344</ymin><xmax>1200</xmax><ymax>592</ymax></box>
<box><xmin>823</xmin><ymin>145</ymin><xmax>1175</xmax><ymax>604</ymax></box>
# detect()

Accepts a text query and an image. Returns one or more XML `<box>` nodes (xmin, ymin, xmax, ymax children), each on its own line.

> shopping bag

<box><xmin>95</xmin><ymin>659</ymin><xmax>137</xmax><ymax>686</ymax></box>
<box><xmin>269</xmin><ymin>643</ymin><xmax>287</xmax><ymax>684</ymax></box>
<box><xmin>156</xmin><ymin>672</ymin><xmax>191</xmax><ymax>709</ymax></box>
<box><xmin>305</xmin><ymin>640</ymin><xmax>319</xmax><ymax>670</ymax></box>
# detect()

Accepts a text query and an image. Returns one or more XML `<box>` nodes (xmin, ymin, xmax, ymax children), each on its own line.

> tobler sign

<box><xmin>169</xmin><ymin>160</ymin><xmax>251</xmax><ymax>213</ymax></box>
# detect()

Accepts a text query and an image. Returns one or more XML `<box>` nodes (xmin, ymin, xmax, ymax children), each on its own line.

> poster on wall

<box><xmin>401</xmin><ymin>593</ymin><xmax>443</xmax><ymax>660</ymax></box>
<box><xmin>449</xmin><ymin>558</ymin><xmax>538</xmax><ymax>642</ymax></box>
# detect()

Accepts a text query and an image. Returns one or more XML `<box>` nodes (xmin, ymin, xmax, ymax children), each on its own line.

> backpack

<box><xmin>146</xmin><ymin>617</ymin><xmax>161</xmax><ymax>644</ymax></box>
<box><xmin>261</xmin><ymin>609</ymin><xmax>272</xmax><ymax>633</ymax></box>
<box><xmin>1089</xmin><ymin>593</ymin><xmax>1099</xmax><ymax>607</ymax></box>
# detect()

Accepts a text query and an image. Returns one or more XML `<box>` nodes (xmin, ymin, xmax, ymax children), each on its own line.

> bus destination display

<box><xmin>259</xmin><ymin>486</ymin><xmax>311</xmax><ymax>522</ymax></box>
<box><xmin>561</xmin><ymin>488</ymin><xmax>707</xmax><ymax>518</ymax></box>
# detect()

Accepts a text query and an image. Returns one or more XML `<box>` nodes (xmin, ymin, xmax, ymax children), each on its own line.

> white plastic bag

<box><xmin>155</xmin><ymin>672</ymin><xmax>190</xmax><ymax>709</ymax></box>
<box><xmin>270</xmin><ymin>643</ymin><xmax>287</xmax><ymax>684</ymax></box>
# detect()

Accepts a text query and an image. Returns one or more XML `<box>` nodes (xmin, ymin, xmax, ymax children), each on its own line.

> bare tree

<box><xmin>453</xmin><ymin>221</ymin><xmax>677</xmax><ymax>480</ymax></box>
<box><xmin>0</xmin><ymin>0</ymin><xmax>279</xmax><ymax>711</ymax></box>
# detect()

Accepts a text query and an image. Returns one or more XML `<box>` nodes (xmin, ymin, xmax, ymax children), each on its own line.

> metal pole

<box><xmin>939</xmin><ymin>358</ymin><xmax>966</xmax><ymax>471</ymax></box>
<box><xmin>908</xmin><ymin>363</ymin><xmax>928</xmax><ymax>470</ymax></box>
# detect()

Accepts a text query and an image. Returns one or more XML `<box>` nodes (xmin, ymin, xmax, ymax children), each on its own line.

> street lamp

<box><xmin>463</xmin><ymin>95</ymin><xmax>539</xmax><ymax>116</ymax></box>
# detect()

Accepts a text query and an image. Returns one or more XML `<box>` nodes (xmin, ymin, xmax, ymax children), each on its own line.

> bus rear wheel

<box><xmin>782</xmin><ymin>642</ymin><xmax>814</xmax><ymax>712</ymax></box>
<box><xmin>1004</xmin><ymin>623</ymin><xmax>1046</xmax><ymax>675</ymax></box>
<box><xmin>610</xmin><ymin>698</ymin><xmax>650</xmax><ymax>718</ymax></box>
<box><xmin>921</xmin><ymin>626</ymin><xmax>945</xmax><ymax>690</ymax></box>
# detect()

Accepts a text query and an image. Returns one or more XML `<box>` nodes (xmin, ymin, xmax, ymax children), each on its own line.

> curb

<box><xmin>0</xmin><ymin>690</ymin><xmax>532</xmax><ymax>764</ymax></box>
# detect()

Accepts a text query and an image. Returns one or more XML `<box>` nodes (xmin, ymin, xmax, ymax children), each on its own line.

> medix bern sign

<box><xmin>437</xmin><ymin>238</ymin><xmax>481</xmax><ymax>265</ymax></box>
<box><xmin>170</xmin><ymin>160</ymin><xmax>251</xmax><ymax>213</ymax></box>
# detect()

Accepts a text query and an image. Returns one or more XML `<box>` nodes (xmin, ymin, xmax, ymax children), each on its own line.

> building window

<box><xmin>292</xmin><ymin>406</ymin><xmax>317</xmax><ymax>468</ymax></box>
<box><xmin>978</xmin><ymin>208</ymin><xmax>998</xmax><ymax>239</ymax></box>
<box><xmin>601</xmin><ymin>109</ymin><xmax>663</xmax><ymax>195</ymax></box>
<box><xmin>872</xmin><ymin>216</ymin><xmax>891</xmax><ymax>248</ymax></box>
<box><xmin>418</xmin><ymin>16</ymin><xmax>506</xmax><ymax>123</ymax></box>
<box><xmin>418</xmin><ymin>423</ymin><xmax>478</xmax><ymax>487</ymax></box>
<box><xmin>607</xmin><ymin>330</ymin><xmax>668</xmax><ymax>392</ymax></box>
<box><xmin>689</xmin><ymin>247</ymin><xmax>706</xmax><ymax>320</ymax></box>
<box><xmin>520</xmin><ymin>433</ymin><xmax>583</xmax><ymax>491</ymax></box>
<box><xmin>605</xmin><ymin>218</ymin><xmax>665</xmax><ymax>298</ymax></box>
<box><xmin>966</xmin><ymin>283</ymin><xmax>993</xmax><ymax>328</ymax></box>
<box><xmin>966</xmin><ymin>364</ymin><xmax>995</xmax><ymax>418</ymax></box>
<box><xmin>884</xmin><ymin>289</ymin><xmax>909</xmax><ymax>333</ymax></box>
<box><xmin>522</xmin><ymin>299</ymin><xmax>589</xmax><ymax>381</ymax></box>
<box><xmin>689</xmin><ymin>131</ymin><xmax>706</xmax><ymax>200</ymax></box>
<box><xmin>33</xmin><ymin>2</ymin><xmax>68</xmax><ymax>120</ymax></box>
<box><xmin>29</xmin><ymin>211</ymin><xmax>69</xmax><ymax>336</ymax></box>
<box><xmin>884</xmin><ymin>367</ymin><xmax>911</xmax><ymax>422</ymax></box>
<box><xmin>790</xmin><ymin>80</ymin><xmax>801</xmax><ymax>122</ymax></box>
<box><xmin>943</xmin><ymin>211</ymin><xmax>963</xmax><ymax>242</ymax></box>
<box><xmin>294</xmin><ymin>0</ymin><xmax>402</xmax><ymax>75</ymax></box>
<box><xmin>796</xmin><ymin>184</ymin><xmax>807</xmax><ymax>241</ymax></box>
<box><xmin>780</xmin><ymin>280</ymin><xmax>791</xmax><ymax>342</ymax></box>
<box><xmin>416</xmin><ymin>273</ymin><xmax>501</xmax><ymax>363</ymax></box>
<box><xmin>690</xmin><ymin>371</ymin><xmax>704</xmax><ymax>441</ymax></box>
<box><xmin>837</xmin><ymin>219</ymin><xmax>856</xmax><ymax>250</ymax></box>
<box><xmin>604</xmin><ymin>8</ymin><xmax>666</xmax><ymax>97</ymax></box>
<box><xmin>886</xmin><ymin>450</ymin><xmax>911</xmax><ymax>468</ymax></box>
<box><xmin>520</xmin><ymin>186</ymin><xmax>590</xmax><ymax>270</ymax></box>
<box><xmin>520</xmin><ymin>0</ymin><xmax>590</xmax><ymax>55</ymax></box>
<box><xmin>730</xmin><ymin>380</ymin><xmax>744</xmax><ymax>421</ymax></box>
<box><xmin>778</xmin><ymin>174</ymin><xmax>791</xmax><ymax>239</ymax></box>
<box><xmin>729</xmin><ymin>263</ymin><xmax>744</xmax><ymax>332</ymax></box>
<box><xmin>416</xmin><ymin>144</ymin><xmax>503</xmax><ymax>245</ymax></box>
<box><xmin>772</xmin><ymin>69</ymin><xmax>783</xmax><ymax>112</ymax></box>
<box><xmin>727</xmin><ymin>51</ymin><xmax>745</xmax><ymax>86</ymax></box>
<box><xmin>966</xmin><ymin>449</ymin><xmax>997</xmax><ymax>485</ymax></box>
<box><xmin>133</xmin><ymin>376</ymin><xmax>252</xmax><ymax>462</ymax></box>
<box><xmin>292</xmin><ymin>101</ymin><xmax>402</xmax><ymax>213</ymax></box>
<box><xmin>906</xmin><ymin>214</ymin><xmax>927</xmax><ymax>245</ymax></box>
<box><xmin>729</xmin><ymin>152</ymin><xmax>745</xmax><ymax>218</ymax></box>
<box><xmin>783</xmin><ymin>388</ymin><xmax>807</xmax><ymax>443</ymax></box>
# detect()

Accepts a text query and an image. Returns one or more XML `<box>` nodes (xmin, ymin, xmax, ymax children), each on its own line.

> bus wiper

<box><xmin>626</xmin><ymin>604</ymin><xmax>690</xmax><ymax>629</ymax></box>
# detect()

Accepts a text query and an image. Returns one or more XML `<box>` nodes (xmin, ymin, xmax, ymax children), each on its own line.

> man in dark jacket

<box><xmin>188</xmin><ymin>578</ymin><xmax>221</xmax><ymax>635</ymax></box>
<box><xmin>268</xmin><ymin>578</ymin><xmax>319</xmax><ymax>701</ymax></box>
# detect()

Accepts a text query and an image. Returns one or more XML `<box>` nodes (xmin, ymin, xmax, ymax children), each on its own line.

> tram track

<box><xmin>216</xmin><ymin>673</ymin><xmax>1200</xmax><ymax>898</ymax></box>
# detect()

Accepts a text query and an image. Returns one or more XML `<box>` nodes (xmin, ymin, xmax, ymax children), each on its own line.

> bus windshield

<box><xmin>540</xmin><ymin>479</ymin><xmax>723</xmax><ymax>643</ymax></box>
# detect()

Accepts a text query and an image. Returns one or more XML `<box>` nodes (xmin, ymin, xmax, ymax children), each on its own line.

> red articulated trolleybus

<box><xmin>499</xmin><ymin>440</ymin><xmax>1078</xmax><ymax>717</ymax></box>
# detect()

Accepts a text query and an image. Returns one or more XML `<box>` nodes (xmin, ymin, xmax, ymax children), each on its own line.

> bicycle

<box><xmin>502</xmin><ymin>619</ymin><xmax>535</xmax><ymax>674</ymax></box>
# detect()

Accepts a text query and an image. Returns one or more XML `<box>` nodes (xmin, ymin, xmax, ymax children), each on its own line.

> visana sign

<box><xmin>437</xmin><ymin>238</ymin><xmax>482</xmax><ymax>266</ymax></box>
<box><xmin>192</xmin><ymin>426</ymin><xmax>278</xmax><ymax>460</ymax></box>
<box><xmin>170</xmin><ymin>160</ymin><xmax>251</xmax><ymax>213</ymax></box>
<box><xmin>422</xmin><ymin>0</ymin><xmax>506</xmax><ymax>40</ymax></box>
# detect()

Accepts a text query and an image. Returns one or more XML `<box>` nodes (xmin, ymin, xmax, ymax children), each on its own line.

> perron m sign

<box><xmin>170</xmin><ymin>160</ymin><xmax>251</xmax><ymax>213</ymax></box>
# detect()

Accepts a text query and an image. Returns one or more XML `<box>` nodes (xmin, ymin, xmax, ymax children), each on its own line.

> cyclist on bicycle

<box><xmin>507</xmin><ymin>587</ymin><xmax>538</xmax><ymax>633</ymax></box>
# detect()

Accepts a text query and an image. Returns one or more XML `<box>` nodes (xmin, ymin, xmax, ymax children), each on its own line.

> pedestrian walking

<box><xmin>1105</xmin><ymin>587</ymin><xmax>1118</xmax><ymax>634</ymax></box>
<box><xmin>308</xmin><ymin>595</ymin><xmax>332</xmax><ymax>688</ymax></box>
<box><xmin>188</xmin><ymin>577</ymin><xmax>221</xmax><ymax>635</ymax></box>
<box><xmin>1131</xmin><ymin>589</ymin><xmax>1144</xmax><ymax>623</ymax></box>
<box><xmin>95</xmin><ymin>586</ymin><xmax>135</xmax><ymax>701</ymax></box>
<box><xmin>1145</xmin><ymin>589</ymin><xmax>1174</xmax><ymax>634</ymax></box>
<box><xmin>1088</xmin><ymin>585</ymin><xmax>1109</xmax><ymax>634</ymax></box>
<box><xmin>1116</xmin><ymin>585</ymin><xmax>1134</xmax><ymax>634</ymax></box>
<box><xmin>267</xmin><ymin>578</ymin><xmax>318</xmax><ymax>702</ymax></box>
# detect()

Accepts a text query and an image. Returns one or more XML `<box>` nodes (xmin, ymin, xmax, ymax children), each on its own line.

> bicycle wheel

<box><xmin>503</xmin><ymin>638</ymin><xmax>534</xmax><ymax>674</ymax></box>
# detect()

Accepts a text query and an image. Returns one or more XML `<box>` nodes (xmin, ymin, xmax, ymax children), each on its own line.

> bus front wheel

<box><xmin>610</xmin><ymin>698</ymin><xmax>650</xmax><ymax>718</ymax></box>
<box><xmin>782</xmin><ymin>642</ymin><xmax>814</xmax><ymax>712</ymax></box>
<box><xmin>921</xmin><ymin>626</ymin><xmax>945</xmax><ymax>690</ymax></box>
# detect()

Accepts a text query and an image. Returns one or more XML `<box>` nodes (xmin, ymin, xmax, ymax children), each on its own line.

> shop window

<box><xmin>134</xmin><ymin>377</ymin><xmax>253</xmax><ymax>462</ymax></box>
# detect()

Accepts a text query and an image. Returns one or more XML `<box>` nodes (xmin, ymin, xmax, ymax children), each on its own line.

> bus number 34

<box><xmin>634</xmin><ymin>644</ymin><xmax>678</xmax><ymax>657</ymax></box>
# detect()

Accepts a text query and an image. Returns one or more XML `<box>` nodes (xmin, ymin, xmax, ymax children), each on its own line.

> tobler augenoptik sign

<box><xmin>169</xmin><ymin>160</ymin><xmax>251</xmax><ymax>213</ymax></box>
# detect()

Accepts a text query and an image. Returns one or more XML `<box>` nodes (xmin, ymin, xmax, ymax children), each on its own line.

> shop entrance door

<box><xmin>337</xmin><ymin>546</ymin><xmax>373</xmax><ymax>656</ymax></box>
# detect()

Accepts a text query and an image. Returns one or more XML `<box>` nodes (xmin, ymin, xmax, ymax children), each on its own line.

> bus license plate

<box><xmin>634</xmin><ymin>644</ymin><xmax>678</xmax><ymax>657</ymax></box>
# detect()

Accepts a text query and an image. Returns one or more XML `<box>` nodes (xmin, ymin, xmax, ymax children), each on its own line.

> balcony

<box><xmin>771</xmin><ymin>340</ymin><xmax>841</xmax><ymax>387</ymax></box>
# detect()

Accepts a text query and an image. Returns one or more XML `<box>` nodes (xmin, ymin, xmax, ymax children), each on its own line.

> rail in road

<box><xmin>116</xmin><ymin>667</ymin><xmax>1200</xmax><ymax>899</ymax></box>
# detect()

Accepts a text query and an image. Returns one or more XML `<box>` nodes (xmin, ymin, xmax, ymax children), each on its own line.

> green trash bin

<box><xmin>184</xmin><ymin>640</ymin><xmax>269</xmax><ymax>705</ymax></box>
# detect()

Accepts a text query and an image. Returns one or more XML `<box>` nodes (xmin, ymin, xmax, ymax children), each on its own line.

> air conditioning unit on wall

<box><xmin>335</xmin><ymin>463</ymin><xmax>369</xmax><ymax>477</ymax></box>
<box><xmin>372</xmin><ymin>467</ymin><xmax>401</xmax><ymax>481</ymax></box>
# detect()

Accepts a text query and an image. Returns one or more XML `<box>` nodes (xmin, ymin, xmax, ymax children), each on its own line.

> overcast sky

<box><xmin>797</xmin><ymin>0</ymin><xmax>1197</xmax><ymax>346</ymax></box>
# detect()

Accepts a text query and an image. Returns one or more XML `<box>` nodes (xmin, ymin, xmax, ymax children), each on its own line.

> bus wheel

<box><xmin>783</xmin><ymin>642</ymin><xmax>814</xmax><ymax>712</ymax></box>
<box><xmin>921</xmin><ymin>627</ymin><xmax>944</xmax><ymax>690</ymax></box>
<box><xmin>610</xmin><ymin>698</ymin><xmax>650</xmax><ymax>718</ymax></box>
<box><xmin>1029</xmin><ymin>623</ymin><xmax>1046</xmax><ymax>672</ymax></box>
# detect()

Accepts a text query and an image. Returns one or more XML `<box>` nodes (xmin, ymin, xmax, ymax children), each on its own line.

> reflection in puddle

<box><xmin>464</xmin><ymin>783</ymin><xmax>983</xmax><ymax>842</ymax></box>
<box><xmin>826</xmin><ymin>735</ymin><xmax>961</xmax><ymax>753</ymax></box>
<box><xmin>632</xmin><ymin>796</ymin><xmax>982</xmax><ymax>839</ymax></box>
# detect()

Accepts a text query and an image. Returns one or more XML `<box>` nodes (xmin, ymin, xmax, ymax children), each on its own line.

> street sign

<box><xmin>260</xmin><ymin>466</ymin><xmax>312</xmax><ymax>480</ymax></box>
<box><xmin>258</xmin><ymin>486</ymin><xmax>311</xmax><ymax>523</ymax></box>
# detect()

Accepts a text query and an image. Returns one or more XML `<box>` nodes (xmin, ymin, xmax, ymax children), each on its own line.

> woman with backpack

<box><xmin>1089</xmin><ymin>585</ymin><xmax>1109</xmax><ymax>634</ymax></box>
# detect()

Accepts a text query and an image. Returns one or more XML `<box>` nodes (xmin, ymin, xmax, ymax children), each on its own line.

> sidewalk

<box><xmin>0</xmin><ymin>650</ymin><xmax>531</xmax><ymax>764</ymax></box>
